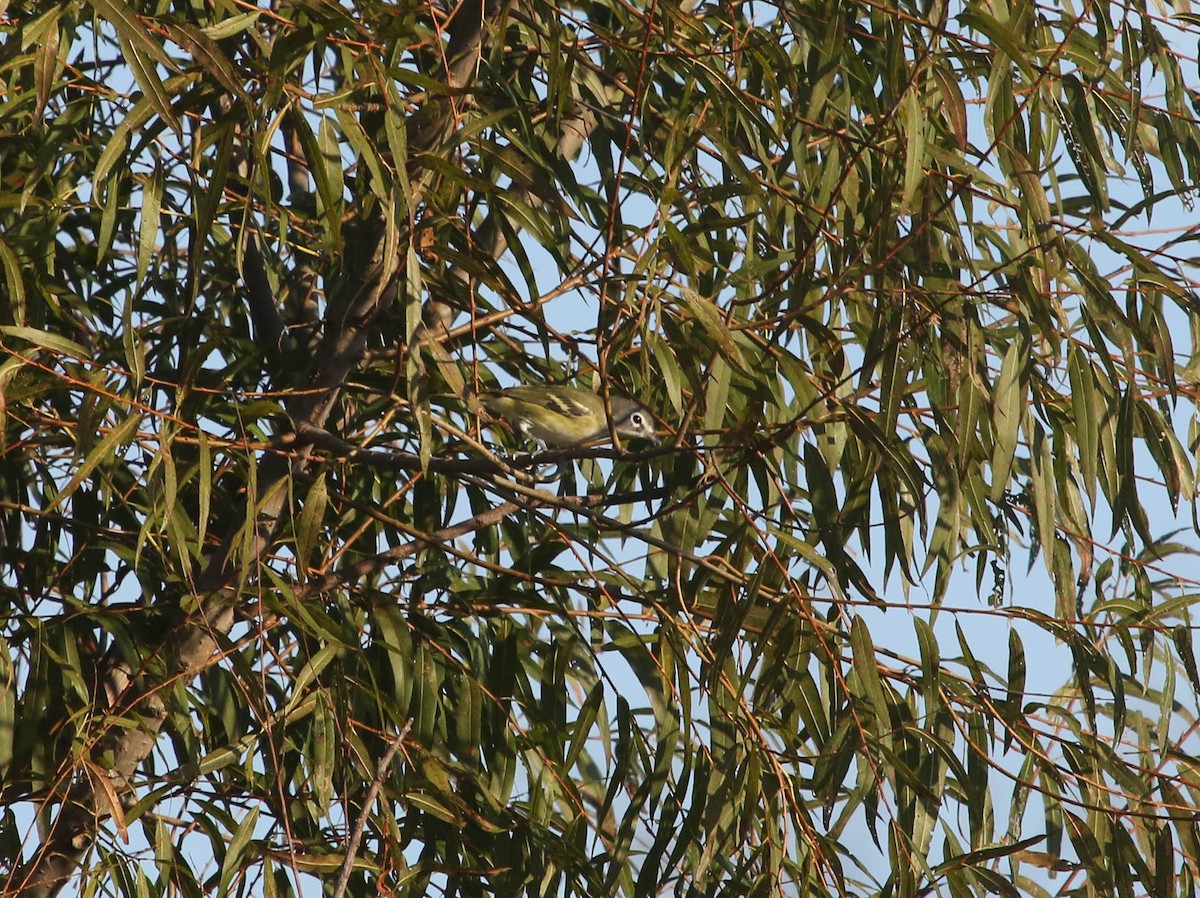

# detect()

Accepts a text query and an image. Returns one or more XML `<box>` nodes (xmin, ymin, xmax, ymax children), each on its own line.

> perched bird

<box><xmin>478</xmin><ymin>385</ymin><xmax>659</xmax><ymax>448</ymax></box>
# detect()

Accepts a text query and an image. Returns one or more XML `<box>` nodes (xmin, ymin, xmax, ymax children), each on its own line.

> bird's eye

<box><xmin>631</xmin><ymin>413</ymin><xmax>644</xmax><ymax>426</ymax></box>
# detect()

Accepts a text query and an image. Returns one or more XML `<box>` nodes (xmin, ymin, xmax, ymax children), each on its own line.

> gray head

<box><xmin>609</xmin><ymin>396</ymin><xmax>659</xmax><ymax>444</ymax></box>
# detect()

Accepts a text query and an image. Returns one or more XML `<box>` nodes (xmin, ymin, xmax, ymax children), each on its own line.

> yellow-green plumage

<box><xmin>478</xmin><ymin>385</ymin><xmax>658</xmax><ymax>448</ymax></box>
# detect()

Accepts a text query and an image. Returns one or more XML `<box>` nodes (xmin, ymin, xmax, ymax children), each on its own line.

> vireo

<box><xmin>478</xmin><ymin>385</ymin><xmax>659</xmax><ymax>448</ymax></box>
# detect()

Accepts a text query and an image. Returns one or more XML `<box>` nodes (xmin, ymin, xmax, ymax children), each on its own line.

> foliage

<box><xmin>3</xmin><ymin>1</ymin><xmax>1200</xmax><ymax>897</ymax></box>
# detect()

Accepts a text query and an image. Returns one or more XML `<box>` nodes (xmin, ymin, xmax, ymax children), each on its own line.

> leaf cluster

<box><xmin>3</xmin><ymin>2</ymin><xmax>1200</xmax><ymax>898</ymax></box>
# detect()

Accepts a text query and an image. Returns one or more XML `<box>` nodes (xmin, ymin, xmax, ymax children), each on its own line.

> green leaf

<box><xmin>295</xmin><ymin>474</ymin><xmax>328</xmax><ymax>568</ymax></box>
<box><xmin>166</xmin><ymin>22</ymin><xmax>251</xmax><ymax>104</ymax></box>
<box><xmin>900</xmin><ymin>89</ymin><xmax>926</xmax><ymax>213</ymax></box>
<box><xmin>115</xmin><ymin>32</ymin><xmax>181</xmax><ymax>133</ymax></box>
<box><xmin>290</xmin><ymin>111</ymin><xmax>344</xmax><ymax>247</ymax></box>
<box><xmin>1</xmin><ymin>325</ymin><xmax>89</xmax><ymax>360</ymax></box>
<box><xmin>1056</xmin><ymin>73</ymin><xmax>1109</xmax><ymax>210</ymax></box>
<box><xmin>678</xmin><ymin>287</ymin><xmax>746</xmax><ymax>371</ymax></box>
<box><xmin>989</xmin><ymin>335</ymin><xmax>1027</xmax><ymax>502</ymax></box>
<box><xmin>136</xmin><ymin>159</ymin><xmax>163</xmax><ymax>289</ymax></box>
<box><xmin>850</xmin><ymin>616</ymin><xmax>888</xmax><ymax>737</ymax></box>
<box><xmin>201</xmin><ymin>10</ymin><xmax>262</xmax><ymax>41</ymax></box>
<box><xmin>48</xmin><ymin>412</ymin><xmax>141</xmax><ymax>515</ymax></box>
<box><xmin>218</xmin><ymin>806</ymin><xmax>259</xmax><ymax>897</ymax></box>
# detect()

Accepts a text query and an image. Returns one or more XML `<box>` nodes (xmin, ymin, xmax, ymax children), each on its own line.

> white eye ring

<box><xmin>631</xmin><ymin>413</ymin><xmax>644</xmax><ymax>425</ymax></box>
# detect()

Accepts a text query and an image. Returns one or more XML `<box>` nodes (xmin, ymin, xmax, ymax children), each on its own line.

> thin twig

<box><xmin>332</xmin><ymin>720</ymin><xmax>414</xmax><ymax>898</ymax></box>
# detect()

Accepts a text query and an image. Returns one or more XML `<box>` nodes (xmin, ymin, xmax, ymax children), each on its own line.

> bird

<box><xmin>477</xmin><ymin>385</ymin><xmax>659</xmax><ymax>448</ymax></box>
